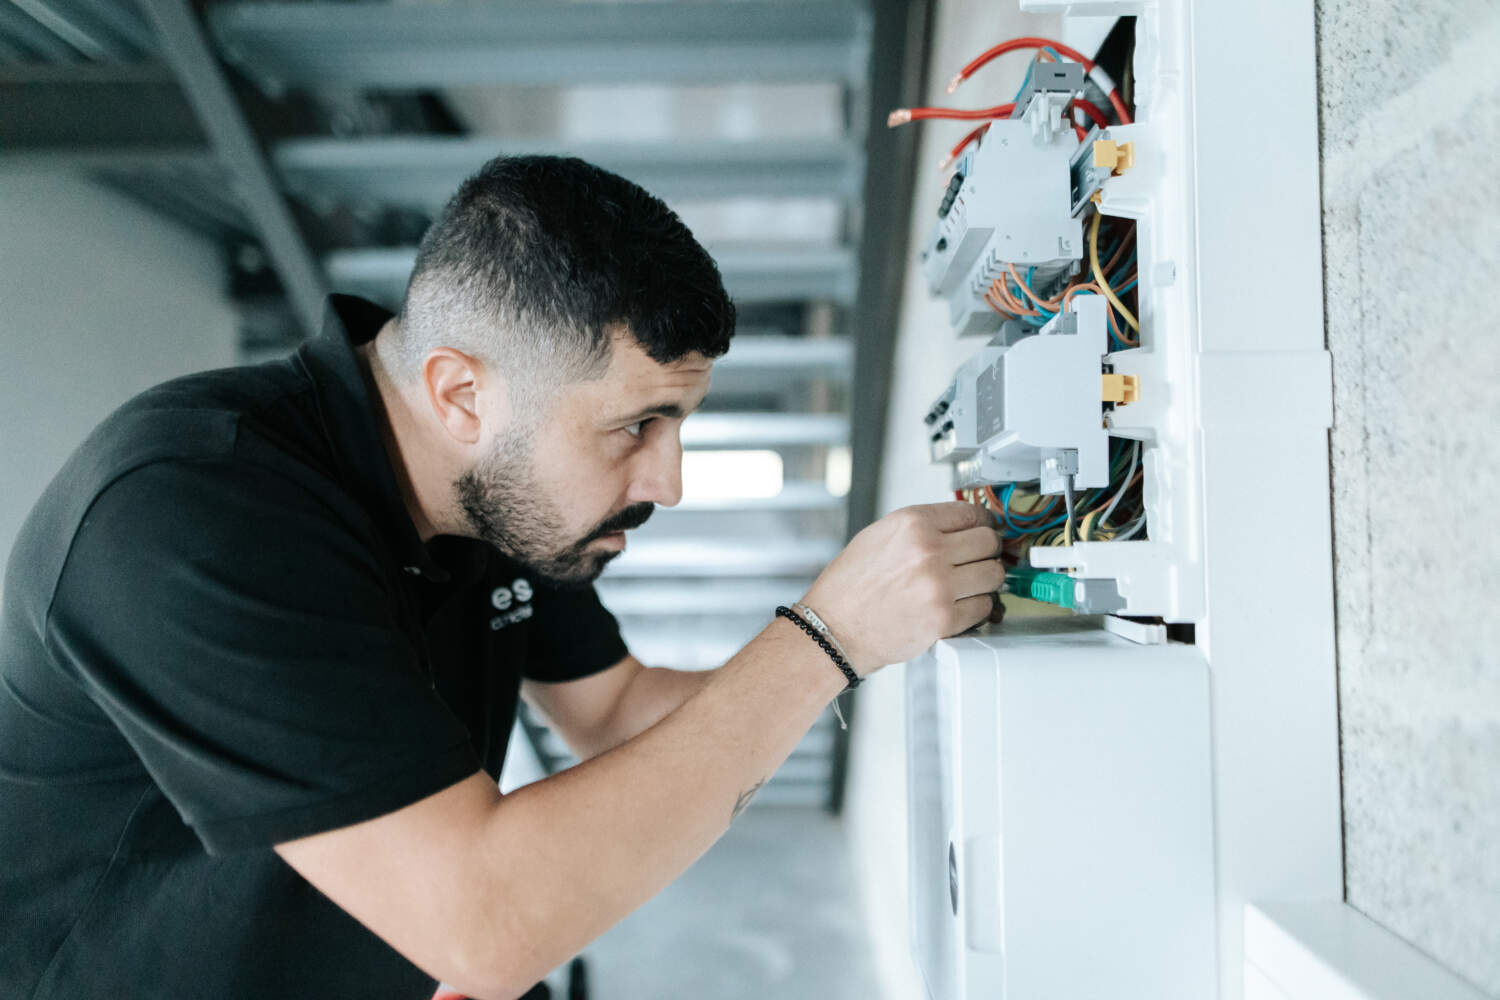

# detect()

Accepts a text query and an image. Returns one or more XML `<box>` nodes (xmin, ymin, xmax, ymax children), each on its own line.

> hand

<box><xmin>800</xmin><ymin>502</ymin><xmax>1006</xmax><ymax>676</ymax></box>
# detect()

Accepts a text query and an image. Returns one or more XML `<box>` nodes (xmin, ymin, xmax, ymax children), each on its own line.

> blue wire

<box><xmin>1011</xmin><ymin>57</ymin><xmax>1037</xmax><ymax>101</ymax></box>
<box><xmin>1018</xmin><ymin>267</ymin><xmax>1058</xmax><ymax>323</ymax></box>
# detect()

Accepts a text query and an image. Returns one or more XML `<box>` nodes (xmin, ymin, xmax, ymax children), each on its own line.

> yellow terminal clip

<box><xmin>1101</xmin><ymin>373</ymin><xmax>1140</xmax><ymax>404</ymax></box>
<box><xmin>1093</xmin><ymin>139</ymin><xmax>1135</xmax><ymax>175</ymax></box>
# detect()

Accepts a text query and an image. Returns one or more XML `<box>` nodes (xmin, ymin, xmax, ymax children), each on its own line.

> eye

<box><xmin>622</xmin><ymin>419</ymin><xmax>649</xmax><ymax>439</ymax></box>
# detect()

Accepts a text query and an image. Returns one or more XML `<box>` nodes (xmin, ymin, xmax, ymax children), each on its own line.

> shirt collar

<box><xmin>296</xmin><ymin>294</ymin><xmax>451</xmax><ymax>583</ymax></box>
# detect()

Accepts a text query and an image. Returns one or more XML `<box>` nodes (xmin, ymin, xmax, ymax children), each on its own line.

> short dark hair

<box><xmin>392</xmin><ymin>155</ymin><xmax>735</xmax><ymax>393</ymax></box>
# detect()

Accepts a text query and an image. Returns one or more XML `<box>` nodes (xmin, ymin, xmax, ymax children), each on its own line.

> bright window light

<box><xmin>825</xmin><ymin>446</ymin><xmax>852</xmax><ymax>498</ymax></box>
<box><xmin>682</xmin><ymin>450</ymin><xmax>784</xmax><ymax>501</ymax></box>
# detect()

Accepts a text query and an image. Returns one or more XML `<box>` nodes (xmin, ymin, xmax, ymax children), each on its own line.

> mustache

<box><xmin>583</xmin><ymin>503</ymin><xmax>656</xmax><ymax>542</ymax></box>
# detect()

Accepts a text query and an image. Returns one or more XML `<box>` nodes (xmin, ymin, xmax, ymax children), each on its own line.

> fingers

<box><xmin>943</xmin><ymin>524</ymin><xmax>1004</xmax><ymax>565</ymax></box>
<box><xmin>951</xmin><ymin>559</ymin><xmax>1007</xmax><ymax>601</ymax></box>
<box><xmin>948</xmin><ymin>594</ymin><xmax>997</xmax><ymax>636</ymax></box>
<box><xmin>910</xmin><ymin>500</ymin><xmax>988</xmax><ymax>534</ymax></box>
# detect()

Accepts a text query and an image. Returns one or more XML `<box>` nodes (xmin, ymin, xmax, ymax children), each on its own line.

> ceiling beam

<box><xmin>274</xmin><ymin>136</ymin><xmax>863</xmax><ymax>208</ymax></box>
<box><xmin>209</xmin><ymin>1</ymin><xmax>866</xmax><ymax>89</ymax></box>
<box><xmin>323</xmin><ymin>244</ymin><xmax>859</xmax><ymax>308</ymax></box>
<box><xmin>0</xmin><ymin>63</ymin><xmax>208</xmax><ymax>167</ymax></box>
<box><xmin>140</xmin><ymin>0</ymin><xmax>327</xmax><ymax>338</ymax></box>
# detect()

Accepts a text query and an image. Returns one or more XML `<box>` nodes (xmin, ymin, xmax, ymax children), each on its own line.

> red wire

<box><xmin>943</xmin><ymin>122</ymin><xmax>991</xmax><ymax>167</ymax></box>
<box><xmin>950</xmin><ymin>35</ymin><xmax>1133</xmax><ymax>125</ymax></box>
<box><xmin>952</xmin><ymin>37</ymin><xmax>1091</xmax><ymax>84</ymax></box>
<box><xmin>1103</xmin><ymin>90</ymin><xmax>1132</xmax><ymax>125</ymax></box>
<box><xmin>1073</xmin><ymin>98</ymin><xmax>1110</xmax><ymax>131</ymax></box>
<box><xmin>1073</xmin><ymin>123</ymin><xmax>1088</xmax><ymax>141</ymax></box>
<box><xmin>890</xmin><ymin>102</ymin><xmax>1015</xmax><ymax>125</ymax></box>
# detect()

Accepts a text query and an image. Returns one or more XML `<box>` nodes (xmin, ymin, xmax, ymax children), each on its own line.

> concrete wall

<box><xmin>1318</xmin><ymin>2</ymin><xmax>1500</xmax><ymax>994</ymax></box>
<box><xmin>0</xmin><ymin>173</ymin><xmax>238</xmax><ymax>573</ymax></box>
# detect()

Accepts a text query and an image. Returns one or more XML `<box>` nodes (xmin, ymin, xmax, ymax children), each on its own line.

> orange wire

<box><xmin>988</xmin><ymin>278</ymin><xmax>1039</xmax><ymax>317</ymax></box>
<box><xmin>1059</xmin><ymin>281</ymin><xmax>1125</xmax><ymax>342</ymax></box>
<box><xmin>1006</xmin><ymin>263</ymin><xmax>1067</xmax><ymax>310</ymax></box>
<box><xmin>984</xmin><ymin>289</ymin><xmax>1016</xmax><ymax>318</ymax></box>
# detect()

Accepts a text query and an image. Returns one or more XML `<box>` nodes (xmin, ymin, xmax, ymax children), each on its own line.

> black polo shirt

<box><xmin>0</xmin><ymin>295</ymin><xmax>628</xmax><ymax>999</ymax></box>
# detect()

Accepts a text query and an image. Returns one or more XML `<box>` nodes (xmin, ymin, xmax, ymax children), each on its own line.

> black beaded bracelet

<box><xmin>775</xmin><ymin>605</ymin><xmax>862</xmax><ymax>691</ymax></box>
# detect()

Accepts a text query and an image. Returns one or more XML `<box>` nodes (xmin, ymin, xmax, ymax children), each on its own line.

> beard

<box><xmin>453</xmin><ymin>432</ymin><xmax>655</xmax><ymax>589</ymax></box>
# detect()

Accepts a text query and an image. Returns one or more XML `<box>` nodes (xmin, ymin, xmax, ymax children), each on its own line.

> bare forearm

<box><xmin>579</xmin><ymin>664</ymin><xmax>713</xmax><ymax>757</ymax></box>
<box><xmin>476</xmin><ymin>617</ymin><xmax>842</xmax><ymax>988</ymax></box>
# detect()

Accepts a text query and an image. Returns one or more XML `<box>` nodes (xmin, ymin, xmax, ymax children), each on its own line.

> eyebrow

<box><xmin>610</xmin><ymin>402</ymin><xmax>689</xmax><ymax>425</ymax></box>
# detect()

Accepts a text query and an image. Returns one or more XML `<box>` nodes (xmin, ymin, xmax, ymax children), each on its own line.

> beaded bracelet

<box><xmin>774</xmin><ymin>605</ymin><xmax>860</xmax><ymax>689</ymax></box>
<box><xmin>775</xmin><ymin>605</ymin><xmax>860</xmax><ymax>729</ymax></box>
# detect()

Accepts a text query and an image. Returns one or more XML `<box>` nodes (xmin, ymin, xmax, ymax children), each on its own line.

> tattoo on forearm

<box><xmin>731</xmin><ymin>779</ymin><xmax>766</xmax><ymax>822</ymax></box>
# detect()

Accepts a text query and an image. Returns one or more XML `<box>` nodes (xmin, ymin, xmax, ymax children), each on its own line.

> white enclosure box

<box><xmin>906</xmin><ymin>621</ymin><xmax>1217</xmax><ymax>1000</ymax></box>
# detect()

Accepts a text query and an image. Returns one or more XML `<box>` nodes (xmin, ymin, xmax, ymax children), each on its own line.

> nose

<box><xmin>627</xmin><ymin>425</ymin><xmax>683</xmax><ymax>508</ymax></box>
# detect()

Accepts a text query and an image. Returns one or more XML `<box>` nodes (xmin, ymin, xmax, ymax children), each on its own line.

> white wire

<box><xmin>1116</xmin><ymin>515</ymin><xmax>1148</xmax><ymax>541</ymax></box>
<box><xmin>1096</xmin><ymin>440</ymin><xmax>1140</xmax><ymax>535</ymax></box>
<box><xmin>1062</xmin><ymin>473</ymin><xmax>1076</xmax><ymax>546</ymax></box>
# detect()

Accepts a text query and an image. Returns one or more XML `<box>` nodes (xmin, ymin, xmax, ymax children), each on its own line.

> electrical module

<box><xmin>930</xmin><ymin>296</ymin><xmax>1112</xmax><ymax>493</ymax></box>
<box><xmin>919</xmin><ymin>66</ymin><xmax>1086</xmax><ymax>339</ymax></box>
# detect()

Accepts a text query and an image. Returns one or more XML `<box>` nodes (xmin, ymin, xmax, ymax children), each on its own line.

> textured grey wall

<box><xmin>1318</xmin><ymin>1</ymin><xmax>1500</xmax><ymax>994</ymax></box>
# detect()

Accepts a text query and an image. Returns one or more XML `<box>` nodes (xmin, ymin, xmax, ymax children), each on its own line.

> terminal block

<box><xmin>929</xmin><ymin>296</ymin><xmax>1113</xmax><ymax>494</ymax></box>
<box><xmin>1068</xmin><ymin>127</ymin><xmax>1133</xmax><ymax>216</ymax></box>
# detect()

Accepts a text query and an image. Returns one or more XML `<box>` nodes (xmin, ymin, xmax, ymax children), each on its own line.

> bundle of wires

<box><xmin>986</xmin><ymin>213</ymin><xmax>1140</xmax><ymax>350</ymax></box>
<box><xmin>954</xmin><ymin>438</ymin><xmax>1148</xmax><ymax>558</ymax></box>
<box><xmin>889</xmin><ymin>35</ymin><xmax>1142</xmax><ymax>349</ymax></box>
<box><xmin>888</xmin><ymin>34</ymin><xmax>1132</xmax><ymax>162</ymax></box>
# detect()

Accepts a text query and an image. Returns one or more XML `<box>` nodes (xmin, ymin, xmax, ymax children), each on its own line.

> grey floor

<box><xmin>568</xmin><ymin>806</ymin><xmax>882</xmax><ymax>1000</ymax></box>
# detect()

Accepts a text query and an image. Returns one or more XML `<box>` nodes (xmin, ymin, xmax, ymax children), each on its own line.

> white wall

<box><xmin>0</xmin><ymin>173</ymin><xmax>238</xmax><ymax>572</ymax></box>
<box><xmin>843</xmin><ymin>5</ymin><xmax>1061</xmax><ymax>998</ymax></box>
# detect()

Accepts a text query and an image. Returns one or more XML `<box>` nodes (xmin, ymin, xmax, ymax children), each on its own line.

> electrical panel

<box><xmin>906</xmin><ymin>14</ymin><xmax>1205</xmax><ymax>624</ymax></box>
<box><xmin>896</xmin><ymin>4</ymin><xmax>1340</xmax><ymax>1000</ymax></box>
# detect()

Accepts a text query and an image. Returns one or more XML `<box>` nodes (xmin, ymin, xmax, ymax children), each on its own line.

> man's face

<box><xmin>455</xmin><ymin>330</ymin><xmax>713</xmax><ymax>587</ymax></box>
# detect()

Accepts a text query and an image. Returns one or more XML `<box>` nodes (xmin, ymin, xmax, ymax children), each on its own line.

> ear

<box><xmin>421</xmin><ymin>347</ymin><xmax>498</xmax><ymax>446</ymax></box>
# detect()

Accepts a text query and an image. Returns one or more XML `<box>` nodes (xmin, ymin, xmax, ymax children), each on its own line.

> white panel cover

<box><xmin>906</xmin><ymin>620</ymin><xmax>1217</xmax><ymax>1000</ymax></box>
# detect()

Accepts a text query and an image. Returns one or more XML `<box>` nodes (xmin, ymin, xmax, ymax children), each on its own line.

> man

<box><xmin>0</xmin><ymin>156</ymin><xmax>1005</xmax><ymax>999</ymax></box>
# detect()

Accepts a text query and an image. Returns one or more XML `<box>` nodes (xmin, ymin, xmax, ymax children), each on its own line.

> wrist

<box><xmin>763</xmin><ymin>616</ymin><xmax>850</xmax><ymax>704</ymax></box>
<box><xmin>776</xmin><ymin>605</ymin><xmax>860</xmax><ymax>688</ymax></box>
<box><xmin>791</xmin><ymin>594</ymin><xmax>878</xmax><ymax>677</ymax></box>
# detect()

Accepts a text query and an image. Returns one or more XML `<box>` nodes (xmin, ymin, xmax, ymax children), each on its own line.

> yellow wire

<box><xmin>1088</xmin><ymin>211</ymin><xmax>1139</xmax><ymax>332</ymax></box>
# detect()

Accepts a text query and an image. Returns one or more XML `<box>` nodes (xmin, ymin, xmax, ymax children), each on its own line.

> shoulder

<box><xmin>6</xmin><ymin>361</ymin><xmax>361</xmax><ymax>625</ymax></box>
